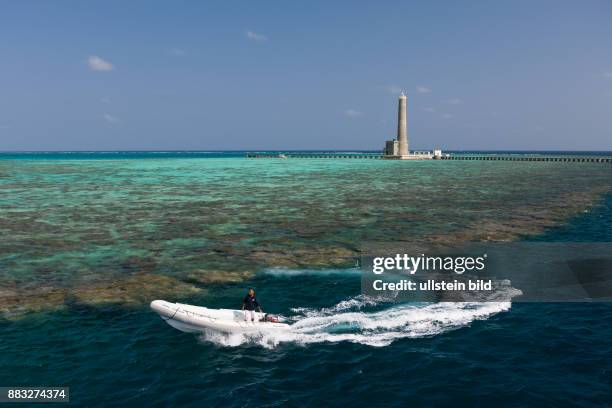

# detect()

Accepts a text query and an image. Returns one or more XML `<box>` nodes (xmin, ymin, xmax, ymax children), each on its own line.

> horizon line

<box><xmin>2</xmin><ymin>149</ymin><xmax>612</xmax><ymax>153</ymax></box>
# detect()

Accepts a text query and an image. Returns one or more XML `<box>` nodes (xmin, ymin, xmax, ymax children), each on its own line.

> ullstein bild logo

<box><xmin>371</xmin><ymin>254</ymin><xmax>488</xmax><ymax>275</ymax></box>
<box><xmin>361</xmin><ymin>243</ymin><xmax>612</xmax><ymax>302</ymax></box>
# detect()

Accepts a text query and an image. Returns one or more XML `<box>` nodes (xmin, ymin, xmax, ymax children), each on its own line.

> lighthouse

<box><xmin>382</xmin><ymin>92</ymin><xmax>440</xmax><ymax>159</ymax></box>
<box><xmin>397</xmin><ymin>92</ymin><xmax>408</xmax><ymax>157</ymax></box>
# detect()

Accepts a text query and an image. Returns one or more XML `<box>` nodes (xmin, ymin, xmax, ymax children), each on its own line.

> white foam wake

<box><xmin>290</xmin><ymin>294</ymin><xmax>385</xmax><ymax>317</ymax></box>
<box><xmin>198</xmin><ymin>287</ymin><xmax>521</xmax><ymax>348</ymax></box>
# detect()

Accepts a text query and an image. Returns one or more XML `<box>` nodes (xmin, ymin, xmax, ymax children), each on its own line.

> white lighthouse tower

<box><xmin>397</xmin><ymin>91</ymin><xmax>409</xmax><ymax>157</ymax></box>
<box><xmin>382</xmin><ymin>91</ymin><xmax>439</xmax><ymax>159</ymax></box>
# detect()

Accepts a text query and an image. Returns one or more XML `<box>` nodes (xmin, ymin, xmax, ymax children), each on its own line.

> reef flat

<box><xmin>1</xmin><ymin>156</ymin><xmax>610</xmax><ymax>318</ymax></box>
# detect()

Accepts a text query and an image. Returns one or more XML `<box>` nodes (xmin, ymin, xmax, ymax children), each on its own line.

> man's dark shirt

<box><xmin>243</xmin><ymin>295</ymin><xmax>260</xmax><ymax>311</ymax></box>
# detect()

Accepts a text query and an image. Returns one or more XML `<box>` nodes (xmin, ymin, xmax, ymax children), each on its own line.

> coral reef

<box><xmin>1</xmin><ymin>158</ymin><xmax>610</xmax><ymax>318</ymax></box>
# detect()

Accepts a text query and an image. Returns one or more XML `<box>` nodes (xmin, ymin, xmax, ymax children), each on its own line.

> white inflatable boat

<box><xmin>150</xmin><ymin>300</ymin><xmax>290</xmax><ymax>333</ymax></box>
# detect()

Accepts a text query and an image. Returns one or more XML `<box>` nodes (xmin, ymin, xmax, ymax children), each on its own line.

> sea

<box><xmin>0</xmin><ymin>151</ymin><xmax>611</xmax><ymax>407</ymax></box>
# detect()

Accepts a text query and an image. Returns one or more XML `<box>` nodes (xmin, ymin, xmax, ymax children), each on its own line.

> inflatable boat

<box><xmin>150</xmin><ymin>300</ymin><xmax>290</xmax><ymax>333</ymax></box>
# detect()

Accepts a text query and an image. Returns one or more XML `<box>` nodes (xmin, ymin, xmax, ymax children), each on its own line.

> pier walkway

<box><xmin>246</xmin><ymin>153</ymin><xmax>382</xmax><ymax>159</ymax></box>
<box><xmin>440</xmin><ymin>155</ymin><xmax>612</xmax><ymax>163</ymax></box>
<box><xmin>246</xmin><ymin>153</ymin><xmax>612</xmax><ymax>163</ymax></box>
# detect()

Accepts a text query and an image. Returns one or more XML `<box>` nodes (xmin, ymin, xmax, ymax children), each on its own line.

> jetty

<box><xmin>246</xmin><ymin>152</ymin><xmax>612</xmax><ymax>163</ymax></box>
<box><xmin>246</xmin><ymin>152</ymin><xmax>382</xmax><ymax>159</ymax></box>
<box><xmin>440</xmin><ymin>155</ymin><xmax>612</xmax><ymax>163</ymax></box>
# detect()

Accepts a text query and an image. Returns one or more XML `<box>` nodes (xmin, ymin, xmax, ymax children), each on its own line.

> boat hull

<box><xmin>150</xmin><ymin>300</ymin><xmax>290</xmax><ymax>333</ymax></box>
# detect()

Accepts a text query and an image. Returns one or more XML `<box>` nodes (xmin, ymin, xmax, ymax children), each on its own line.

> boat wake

<box><xmin>198</xmin><ymin>286</ymin><xmax>521</xmax><ymax>348</ymax></box>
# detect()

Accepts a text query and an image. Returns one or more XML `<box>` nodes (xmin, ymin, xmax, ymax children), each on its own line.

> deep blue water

<box><xmin>1</xmin><ymin>196</ymin><xmax>610</xmax><ymax>407</ymax></box>
<box><xmin>1</xmin><ymin>153</ymin><xmax>611</xmax><ymax>407</ymax></box>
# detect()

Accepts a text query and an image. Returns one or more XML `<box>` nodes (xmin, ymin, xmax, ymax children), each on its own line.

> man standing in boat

<box><xmin>242</xmin><ymin>288</ymin><xmax>263</xmax><ymax>322</ymax></box>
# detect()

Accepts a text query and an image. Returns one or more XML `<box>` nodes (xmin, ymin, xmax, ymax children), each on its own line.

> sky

<box><xmin>1</xmin><ymin>0</ymin><xmax>611</xmax><ymax>151</ymax></box>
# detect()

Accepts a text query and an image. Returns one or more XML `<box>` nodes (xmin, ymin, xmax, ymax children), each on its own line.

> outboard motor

<box><xmin>264</xmin><ymin>314</ymin><xmax>281</xmax><ymax>323</ymax></box>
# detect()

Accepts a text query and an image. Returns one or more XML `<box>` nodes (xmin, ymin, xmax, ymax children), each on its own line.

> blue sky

<box><xmin>1</xmin><ymin>1</ymin><xmax>611</xmax><ymax>151</ymax></box>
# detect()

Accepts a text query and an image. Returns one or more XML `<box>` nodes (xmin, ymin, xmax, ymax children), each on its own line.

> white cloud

<box><xmin>441</xmin><ymin>113</ymin><xmax>454</xmax><ymax>119</ymax></box>
<box><xmin>100</xmin><ymin>97</ymin><xmax>111</xmax><ymax>104</ymax></box>
<box><xmin>169</xmin><ymin>48</ymin><xmax>186</xmax><ymax>56</ymax></box>
<box><xmin>103</xmin><ymin>113</ymin><xmax>119</xmax><ymax>123</ymax></box>
<box><xmin>423</xmin><ymin>107</ymin><xmax>435</xmax><ymax>113</ymax></box>
<box><xmin>245</xmin><ymin>30</ymin><xmax>267</xmax><ymax>42</ymax></box>
<box><xmin>344</xmin><ymin>109</ymin><xmax>362</xmax><ymax>117</ymax></box>
<box><xmin>416</xmin><ymin>86</ymin><xmax>431</xmax><ymax>94</ymax></box>
<box><xmin>386</xmin><ymin>85</ymin><xmax>403</xmax><ymax>94</ymax></box>
<box><xmin>447</xmin><ymin>98</ymin><xmax>462</xmax><ymax>105</ymax></box>
<box><xmin>603</xmin><ymin>71</ymin><xmax>612</xmax><ymax>79</ymax></box>
<box><xmin>88</xmin><ymin>55</ymin><xmax>114</xmax><ymax>71</ymax></box>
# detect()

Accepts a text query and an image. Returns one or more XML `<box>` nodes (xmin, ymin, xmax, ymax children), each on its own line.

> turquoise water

<box><xmin>1</xmin><ymin>152</ymin><xmax>611</xmax><ymax>406</ymax></box>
